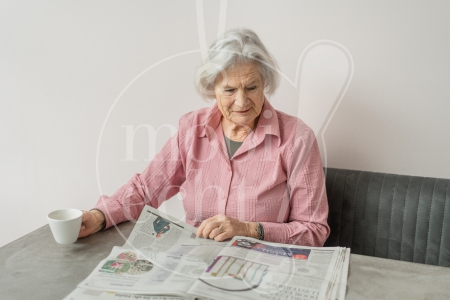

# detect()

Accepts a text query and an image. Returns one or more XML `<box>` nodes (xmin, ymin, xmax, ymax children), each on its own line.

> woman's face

<box><xmin>214</xmin><ymin>62</ymin><xmax>265</xmax><ymax>130</ymax></box>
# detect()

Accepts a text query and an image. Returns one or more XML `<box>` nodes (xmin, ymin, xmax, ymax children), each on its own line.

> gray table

<box><xmin>1</xmin><ymin>222</ymin><xmax>449</xmax><ymax>300</ymax></box>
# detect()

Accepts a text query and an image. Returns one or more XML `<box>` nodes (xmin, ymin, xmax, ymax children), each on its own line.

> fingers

<box><xmin>197</xmin><ymin>219</ymin><xmax>222</xmax><ymax>239</ymax></box>
<box><xmin>81</xmin><ymin>210</ymin><xmax>89</xmax><ymax>223</ymax></box>
<box><xmin>201</xmin><ymin>221</ymin><xmax>221</xmax><ymax>240</ymax></box>
<box><xmin>196</xmin><ymin>215</ymin><xmax>219</xmax><ymax>237</ymax></box>
<box><xmin>197</xmin><ymin>218</ymin><xmax>231</xmax><ymax>241</ymax></box>
<box><xmin>207</xmin><ymin>227</ymin><xmax>222</xmax><ymax>240</ymax></box>
<box><xmin>196</xmin><ymin>214</ymin><xmax>248</xmax><ymax>242</ymax></box>
<box><xmin>202</xmin><ymin>225</ymin><xmax>228</xmax><ymax>241</ymax></box>
<box><xmin>214</xmin><ymin>231</ymin><xmax>229</xmax><ymax>242</ymax></box>
<box><xmin>78</xmin><ymin>210</ymin><xmax>93</xmax><ymax>238</ymax></box>
<box><xmin>196</xmin><ymin>221</ymin><xmax>207</xmax><ymax>237</ymax></box>
<box><xmin>78</xmin><ymin>225</ymin><xmax>87</xmax><ymax>238</ymax></box>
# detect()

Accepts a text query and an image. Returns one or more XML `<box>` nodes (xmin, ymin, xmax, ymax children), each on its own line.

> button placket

<box><xmin>220</xmin><ymin>163</ymin><xmax>232</xmax><ymax>213</ymax></box>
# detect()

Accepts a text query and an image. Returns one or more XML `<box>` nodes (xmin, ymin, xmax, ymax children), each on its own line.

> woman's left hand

<box><xmin>196</xmin><ymin>214</ymin><xmax>258</xmax><ymax>242</ymax></box>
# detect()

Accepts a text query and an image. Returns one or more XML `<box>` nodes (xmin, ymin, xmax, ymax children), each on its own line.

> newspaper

<box><xmin>188</xmin><ymin>237</ymin><xmax>347</xmax><ymax>300</ymax></box>
<box><xmin>65</xmin><ymin>206</ymin><xmax>350</xmax><ymax>300</ymax></box>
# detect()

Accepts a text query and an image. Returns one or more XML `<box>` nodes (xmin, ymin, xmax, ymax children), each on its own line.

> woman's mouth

<box><xmin>234</xmin><ymin>108</ymin><xmax>251</xmax><ymax>114</ymax></box>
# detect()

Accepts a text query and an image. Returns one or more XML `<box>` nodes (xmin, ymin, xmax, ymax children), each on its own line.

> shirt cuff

<box><xmin>94</xmin><ymin>195</ymin><xmax>126</xmax><ymax>229</ymax></box>
<box><xmin>89</xmin><ymin>208</ymin><xmax>106</xmax><ymax>231</ymax></box>
<box><xmin>259</xmin><ymin>222</ymin><xmax>286</xmax><ymax>243</ymax></box>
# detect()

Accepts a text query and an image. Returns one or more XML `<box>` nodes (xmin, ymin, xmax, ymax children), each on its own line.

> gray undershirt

<box><xmin>224</xmin><ymin>135</ymin><xmax>243</xmax><ymax>158</ymax></box>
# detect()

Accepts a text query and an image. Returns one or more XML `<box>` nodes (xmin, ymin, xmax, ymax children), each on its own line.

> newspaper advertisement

<box><xmin>188</xmin><ymin>237</ymin><xmax>344</xmax><ymax>300</ymax></box>
<box><xmin>73</xmin><ymin>206</ymin><xmax>224</xmax><ymax>298</ymax></box>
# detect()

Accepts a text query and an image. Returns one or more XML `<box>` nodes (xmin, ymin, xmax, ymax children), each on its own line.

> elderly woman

<box><xmin>79</xmin><ymin>28</ymin><xmax>330</xmax><ymax>246</ymax></box>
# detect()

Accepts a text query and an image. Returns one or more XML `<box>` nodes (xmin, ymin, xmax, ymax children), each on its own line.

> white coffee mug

<box><xmin>47</xmin><ymin>209</ymin><xmax>83</xmax><ymax>244</ymax></box>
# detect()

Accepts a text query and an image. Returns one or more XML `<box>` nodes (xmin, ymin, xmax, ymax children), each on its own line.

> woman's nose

<box><xmin>234</xmin><ymin>89</ymin><xmax>248</xmax><ymax>107</ymax></box>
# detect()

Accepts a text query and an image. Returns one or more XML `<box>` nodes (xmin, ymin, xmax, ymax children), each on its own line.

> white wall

<box><xmin>1</xmin><ymin>0</ymin><xmax>449</xmax><ymax>247</ymax></box>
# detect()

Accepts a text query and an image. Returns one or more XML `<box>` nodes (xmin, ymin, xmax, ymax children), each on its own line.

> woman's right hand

<box><xmin>78</xmin><ymin>209</ymin><xmax>105</xmax><ymax>238</ymax></box>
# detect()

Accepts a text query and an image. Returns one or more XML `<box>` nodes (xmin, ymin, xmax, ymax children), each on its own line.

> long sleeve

<box><xmin>260</xmin><ymin>129</ymin><xmax>330</xmax><ymax>247</ymax></box>
<box><xmin>94</xmin><ymin>120</ymin><xmax>187</xmax><ymax>229</ymax></box>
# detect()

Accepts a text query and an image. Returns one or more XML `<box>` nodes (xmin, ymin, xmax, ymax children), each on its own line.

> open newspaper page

<box><xmin>74</xmin><ymin>206</ymin><xmax>224</xmax><ymax>297</ymax></box>
<box><xmin>188</xmin><ymin>236</ymin><xmax>343</xmax><ymax>300</ymax></box>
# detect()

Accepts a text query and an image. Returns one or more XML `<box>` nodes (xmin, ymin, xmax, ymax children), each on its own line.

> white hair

<box><xmin>195</xmin><ymin>28</ymin><xmax>280</xmax><ymax>100</ymax></box>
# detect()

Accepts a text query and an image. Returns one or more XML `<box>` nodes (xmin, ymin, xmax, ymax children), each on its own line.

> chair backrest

<box><xmin>324</xmin><ymin>168</ymin><xmax>450</xmax><ymax>267</ymax></box>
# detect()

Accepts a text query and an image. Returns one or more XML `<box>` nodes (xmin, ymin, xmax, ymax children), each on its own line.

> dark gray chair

<box><xmin>324</xmin><ymin>168</ymin><xmax>450</xmax><ymax>267</ymax></box>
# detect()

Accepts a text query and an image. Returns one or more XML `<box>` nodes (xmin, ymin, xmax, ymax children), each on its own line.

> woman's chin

<box><xmin>229</xmin><ymin>115</ymin><xmax>257</xmax><ymax>128</ymax></box>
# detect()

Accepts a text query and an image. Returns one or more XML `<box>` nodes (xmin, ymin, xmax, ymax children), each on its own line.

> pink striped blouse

<box><xmin>95</xmin><ymin>100</ymin><xmax>330</xmax><ymax>246</ymax></box>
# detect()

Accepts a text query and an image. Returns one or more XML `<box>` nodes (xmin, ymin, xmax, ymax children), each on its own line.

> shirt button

<box><xmin>227</xmin><ymin>168</ymin><xmax>231</xmax><ymax>171</ymax></box>
<box><xmin>222</xmin><ymin>196</ymin><xmax>225</xmax><ymax>199</ymax></box>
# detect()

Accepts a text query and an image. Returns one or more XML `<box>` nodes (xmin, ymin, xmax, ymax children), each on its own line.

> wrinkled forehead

<box><xmin>215</xmin><ymin>62</ymin><xmax>263</xmax><ymax>87</ymax></box>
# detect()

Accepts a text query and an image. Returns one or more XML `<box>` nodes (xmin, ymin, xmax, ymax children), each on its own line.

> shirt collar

<box><xmin>253</xmin><ymin>98</ymin><xmax>281</xmax><ymax>146</ymax></box>
<box><xmin>198</xmin><ymin>104</ymin><xmax>222</xmax><ymax>138</ymax></box>
<box><xmin>198</xmin><ymin>97</ymin><xmax>281</xmax><ymax>146</ymax></box>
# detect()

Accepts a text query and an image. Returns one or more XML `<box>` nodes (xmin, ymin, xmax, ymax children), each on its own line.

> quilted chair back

<box><xmin>324</xmin><ymin>168</ymin><xmax>450</xmax><ymax>267</ymax></box>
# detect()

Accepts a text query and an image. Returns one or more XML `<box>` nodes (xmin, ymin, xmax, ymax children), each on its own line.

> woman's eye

<box><xmin>247</xmin><ymin>86</ymin><xmax>257</xmax><ymax>91</ymax></box>
<box><xmin>224</xmin><ymin>89</ymin><xmax>235</xmax><ymax>94</ymax></box>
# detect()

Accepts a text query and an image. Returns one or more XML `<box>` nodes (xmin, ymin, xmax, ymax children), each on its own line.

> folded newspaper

<box><xmin>65</xmin><ymin>206</ymin><xmax>350</xmax><ymax>300</ymax></box>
